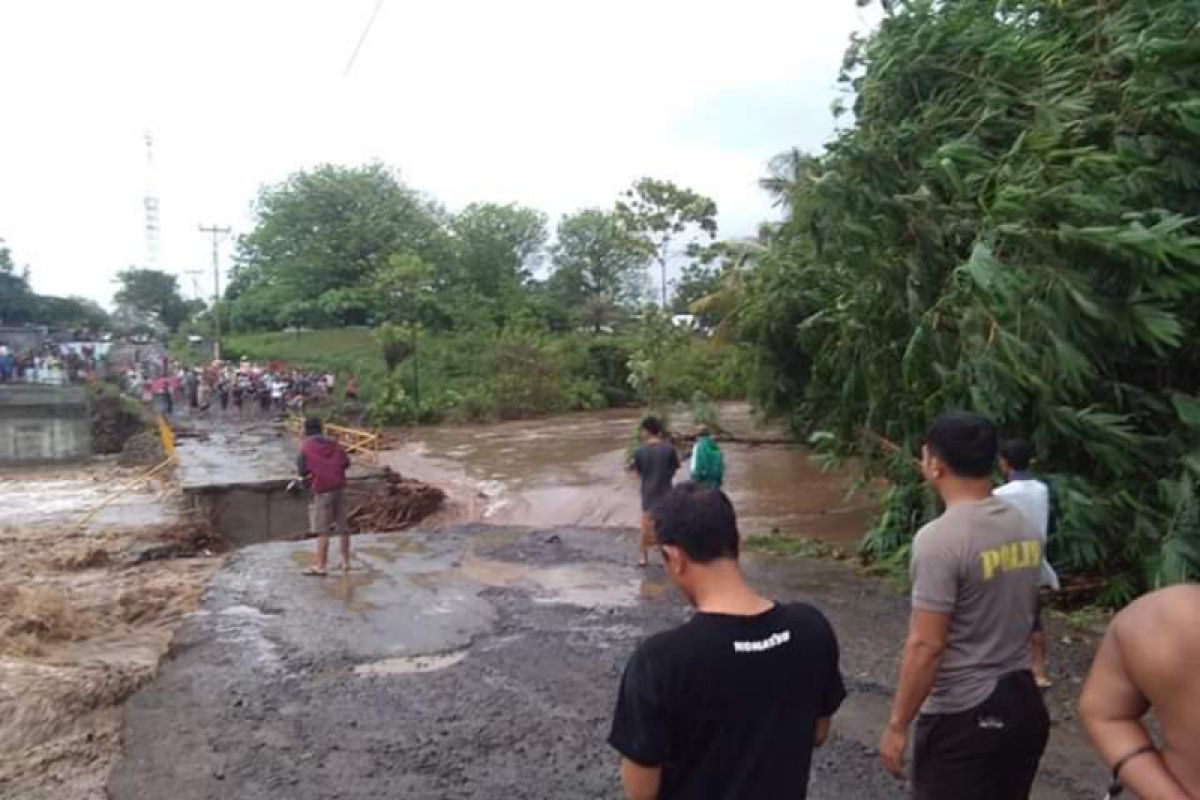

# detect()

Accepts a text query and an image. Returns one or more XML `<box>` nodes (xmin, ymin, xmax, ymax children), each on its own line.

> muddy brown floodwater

<box><xmin>0</xmin><ymin>463</ymin><xmax>221</xmax><ymax>800</ymax></box>
<box><xmin>383</xmin><ymin>403</ymin><xmax>878</xmax><ymax>542</ymax></box>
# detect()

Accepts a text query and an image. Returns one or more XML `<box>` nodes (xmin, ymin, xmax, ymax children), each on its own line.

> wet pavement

<box><xmin>109</xmin><ymin>525</ymin><xmax>1108</xmax><ymax>800</ymax></box>
<box><xmin>384</xmin><ymin>404</ymin><xmax>878</xmax><ymax>542</ymax></box>
<box><xmin>176</xmin><ymin>420</ymin><xmax>382</xmax><ymax>492</ymax></box>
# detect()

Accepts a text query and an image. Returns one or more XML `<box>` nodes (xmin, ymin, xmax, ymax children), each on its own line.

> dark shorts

<box><xmin>1032</xmin><ymin>600</ymin><xmax>1043</xmax><ymax>633</ymax></box>
<box><xmin>913</xmin><ymin>670</ymin><xmax>1050</xmax><ymax>800</ymax></box>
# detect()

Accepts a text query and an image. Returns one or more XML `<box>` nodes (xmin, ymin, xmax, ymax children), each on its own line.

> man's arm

<box><xmin>880</xmin><ymin>609</ymin><xmax>950</xmax><ymax>779</ymax></box>
<box><xmin>815</xmin><ymin>717</ymin><xmax>832</xmax><ymax>747</ymax></box>
<box><xmin>619</xmin><ymin>758</ymin><xmax>661</xmax><ymax>800</ymax></box>
<box><xmin>1079</xmin><ymin>621</ymin><xmax>1194</xmax><ymax>800</ymax></box>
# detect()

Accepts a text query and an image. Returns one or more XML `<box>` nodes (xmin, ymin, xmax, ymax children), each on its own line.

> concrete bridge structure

<box><xmin>0</xmin><ymin>383</ymin><xmax>92</xmax><ymax>464</ymax></box>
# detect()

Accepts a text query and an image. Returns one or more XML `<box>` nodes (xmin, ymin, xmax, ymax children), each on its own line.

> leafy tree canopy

<box><xmin>448</xmin><ymin>202</ymin><xmax>547</xmax><ymax>304</ymax></box>
<box><xmin>233</xmin><ymin>163</ymin><xmax>448</xmax><ymax>328</ymax></box>
<box><xmin>113</xmin><ymin>268</ymin><xmax>195</xmax><ymax>333</ymax></box>
<box><xmin>549</xmin><ymin>209</ymin><xmax>648</xmax><ymax>330</ymax></box>
<box><xmin>615</xmin><ymin>178</ymin><xmax>718</xmax><ymax>307</ymax></box>
<box><xmin>743</xmin><ymin>0</ymin><xmax>1200</xmax><ymax>601</ymax></box>
<box><xmin>0</xmin><ymin>238</ymin><xmax>37</xmax><ymax>325</ymax></box>
<box><xmin>0</xmin><ymin>237</ymin><xmax>111</xmax><ymax>330</ymax></box>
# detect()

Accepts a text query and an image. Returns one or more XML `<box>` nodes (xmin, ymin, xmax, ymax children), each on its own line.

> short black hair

<box><xmin>652</xmin><ymin>482</ymin><xmax>739</xmax><ymax>563</ymax></box>
<box><xmin>925</xmin><ymin>411</ymin><xmax>997</xmax><ymax>479</ymax></box>
<box><xmin>641</xmin><ymin>416</ymin><xmax>663</xmax><ymax>437</ymax></box>
<box><xmin>303</xmin><ymin>416</ymin><xmax>323</xmax><ymax>436</ymax></box>
<box><xmin>999</xmin><ymin>438</ymin><xmax>1033</xmax><ymax>471</ymax></box>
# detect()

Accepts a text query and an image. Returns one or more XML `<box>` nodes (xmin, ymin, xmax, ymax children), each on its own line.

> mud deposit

<box><xmin>109</xmin><ymin>526</ymin><xmax>1107</xmax><ymax>800</ymax></box>
<box><xmin>0</xmin><ymin>464</ymin><xmax>221</xmax><ymax>800</ymax></box>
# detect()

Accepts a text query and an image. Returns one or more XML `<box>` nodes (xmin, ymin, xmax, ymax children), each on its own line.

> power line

<box><xmin>343</xmin><ymin>0</ymin><xmax>385</xmax><ymax>78</ymax></box>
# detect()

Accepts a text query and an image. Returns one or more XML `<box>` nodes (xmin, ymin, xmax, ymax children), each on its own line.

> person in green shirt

<box><xmin>689</xmin><ymin>426</ymin><xmax>725</xmax><ymax>489</ymax></box>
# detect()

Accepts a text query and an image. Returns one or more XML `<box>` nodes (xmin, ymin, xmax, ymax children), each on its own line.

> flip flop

<box><xmin>303</xmin><ymin>566</ymin><xmax>328</xmax><ymax>577</ymax></box>
<box><xmin>1035</xmin><ymin>675</ymin><xmax>1053</xmax><ymax>689</ymax></box>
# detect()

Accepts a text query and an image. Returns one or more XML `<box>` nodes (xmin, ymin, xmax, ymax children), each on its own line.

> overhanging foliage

<box><xmin>744</xmin><ymin>0</ymin><xmax>1200</xmax><ymax>602</ymax></box>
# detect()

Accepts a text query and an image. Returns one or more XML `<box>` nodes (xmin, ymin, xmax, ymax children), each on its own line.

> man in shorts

<box><xmin>880</xmin><ymin>411</ymin><xmax>1049</xmax><ymax>799</ymax></box>
<box><xmin>628</xmin><ymin>416</ymin><xmax>680</xmax><ymax>567</ymax></box>
<box><xmin>610</xmin><ymin>483</ymin><xmax>845</xmax><ymax>799</ymax></box>
<box><xmin>1080</xmin><ymin>583</ymin><xmax>1200</xmax><ymax>800</ymax></box>
<box><xmin>994</xmin><ymin>438</ymin><xmax>1058</xmax><ymax>688</ymax></box>
<box><xmin>297</xmin><ymin>417</ymin><xmax>351</xmax><ymax>576</ymax></box>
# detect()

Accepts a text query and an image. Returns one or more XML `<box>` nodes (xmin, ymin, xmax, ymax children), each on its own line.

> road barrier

<box><xmin>287</xmin><ymin>416</ymin><xmax>381</xmax><ymax>464</ymax></box>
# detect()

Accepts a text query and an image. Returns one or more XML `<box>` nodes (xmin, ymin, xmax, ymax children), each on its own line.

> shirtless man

<box><xmin>1079</xmin><ymin>584</ymin><xmax>1200</xmax><ymax>800</ymax></box>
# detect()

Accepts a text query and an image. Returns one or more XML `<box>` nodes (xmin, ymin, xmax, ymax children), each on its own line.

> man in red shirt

<box><xmin>297</xmin><ymin>417</ymin><xmax>351</xmax><ymax>576</ymax></box>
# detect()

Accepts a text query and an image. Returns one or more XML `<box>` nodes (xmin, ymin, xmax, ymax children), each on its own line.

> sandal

<box><xmin>303</xmin><ymin>566</ymin><xmax>328</xmax><ymax>577</ymax></box>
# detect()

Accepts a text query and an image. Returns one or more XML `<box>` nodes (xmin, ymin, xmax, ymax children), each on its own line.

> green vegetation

<box><xmin>0</xmin><ymin>238</ymin><xmax>110</xmax><ymax>330</ymax></box>
<box><xmin>222</xmin><ymin>326</ymin><xmax>749</xmax><ymax>426</ymax></box>
<box><xmin>113</xmin><ymin>268</ymin><xmax>201</xmax><ymax>333</ymax></box>
<box><xmin>743</xmin><ymin>535</ymin><xmax>832</xmax><ymax>560</ymax></box>
<box><xmin>735</xmin><ymin>0</ymin><xmax>1200</xmax><ymax>602</ymax></box>
<box><xmin>210</xmin><ymin>162</ymin><xmax>747</xmax><ymax>425</ymax></box>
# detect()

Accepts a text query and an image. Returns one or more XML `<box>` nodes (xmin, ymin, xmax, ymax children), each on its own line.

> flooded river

<box><xmin>383</xmin><ymin>404</ymin><xmax>877</xmax><ymax>543</ymax></box>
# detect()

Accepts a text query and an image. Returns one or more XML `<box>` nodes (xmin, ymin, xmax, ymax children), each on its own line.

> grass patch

<box><xmin>225</xmin><ymin>328</ymin><xmax>376</xmax><ymax>365</ymax></box>
<box><xmin>743</xmin><ymin>534</ymin><xmax>849</xmax><ymax>560</ymax></box>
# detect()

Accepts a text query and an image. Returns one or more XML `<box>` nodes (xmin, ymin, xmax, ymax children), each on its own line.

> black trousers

<box><xmin>913</xmin><ymin>670</ymin><xmax>1050</xmax><ymax>800</ymax></box>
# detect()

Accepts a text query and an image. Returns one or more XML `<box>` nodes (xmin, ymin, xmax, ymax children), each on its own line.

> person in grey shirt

<box><xmin>880</xmin><ymin>411</ymin><xmax>1049</xmax><ymax>800</ymax></box>
<box><xmin>629</xmin><ymin>416</ymin><xmax>680</xmax><ymax>567</ymax></box>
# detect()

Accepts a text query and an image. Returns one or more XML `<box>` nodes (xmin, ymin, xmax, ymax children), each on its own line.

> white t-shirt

<box><xmin>993</xmin><ymin>478</ymin><xmax>1060</xmax><ymax>590</ymax></box>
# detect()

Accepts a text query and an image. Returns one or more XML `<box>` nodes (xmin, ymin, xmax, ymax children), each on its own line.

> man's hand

<box><xmin>879</xmin><ymin>722</ymin><xmax>908</xmax><ymax>780</ymax></box>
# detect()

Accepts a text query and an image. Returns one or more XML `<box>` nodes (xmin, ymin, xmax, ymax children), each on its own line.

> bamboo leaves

<box><xmin>742</xmin><ymin>0</ymin><xmax>1200</xmax><ymax>598</ymax></box>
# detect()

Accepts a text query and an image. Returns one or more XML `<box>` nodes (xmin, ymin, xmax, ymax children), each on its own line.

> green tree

<box><xmin>615</xmin><ymin>178</ymin><xmax>718</xmax><ymax>308</ymax></box>
<box><xmin>373</xmin><ymin>253</ymin><xmax>438</xmax><ymax>327</ymax></box>
<box><xmin>688</xmin><ymin>234</ymin><xmax>770</xmax><ymax>338</ymax></box>
<box><xmin>549</xmin><ymin>210</ymin><xmax>647</xmax><ymax>330</ymax></box>
<box><xmin>745</xmin><ymin>0</ymin><xmax>1200</xmax><ymax>601</ymax></box>
<box><xmin>113</xmin><ymin>268</ymin><xmax>194</xmax><ymax>332</ymax></box>
<box><xmin>233</xmin><ymin>163</ymin><xmax>449</xmax><ymax>327</ymax></box>
<box><xmin>37</xmin><ymin>296</ymin><xmax>111</xmax><ymax>330</ymax></box>
<box><xmin>0</xmin><ymin>238</ymin><xmax>37</xmax><ymax>325</ymax></box>
<box><xmin>448</xmin><ymin>203</ymin><xmax>547</xmax><ymax>323</ymax></box>
<box><xmin>627</xmin><ymin>307</ymin><xmax>683</xmax><ymax>408</ymax></box>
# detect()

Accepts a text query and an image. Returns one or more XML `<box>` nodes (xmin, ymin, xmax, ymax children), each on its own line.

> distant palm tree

<box><xmin>759</xmin><ymin>148</ymin><xmax>817</xmax><ymax>209</ymax></box>
<box><xmin>690</xmin><ymin>232</ymin><xmax>771</xmax><ymax>341</ymax></box>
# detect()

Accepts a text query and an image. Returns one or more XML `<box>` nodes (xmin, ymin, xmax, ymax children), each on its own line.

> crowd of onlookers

<box><xmin>0</xmin><ymin>343</ymin><xmax>105</xmax><ymax>384</ymax></box>
<box><xmin>123</xmin><ymin>358</ymin><xmax>357</xmax><ymax>419</ymax></box>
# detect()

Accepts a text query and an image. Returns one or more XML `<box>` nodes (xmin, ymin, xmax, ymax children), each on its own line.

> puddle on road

<box><xmin>461</xmin><ymin>553</ymin><xmax>658</xmax><ymax>609</ymax></box>
<box><xmin>287</xmin><ymin>551</ymin><xmax>386</xmax><ymax>612</ymax></box>
<box><xmin>354</xmin><ymin>650</ymin><xmax>467</xmax><ymax>676</ymax></box>
<box><xmin>357</xmin><ymin>538</ymin><xmax>429</xmax><ymax>563</ymax></box>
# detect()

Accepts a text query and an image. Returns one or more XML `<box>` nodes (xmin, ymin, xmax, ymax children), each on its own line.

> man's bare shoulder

<box><xmin>1113</xmin><ymin>584</ymin><xmax>1200</xmax><ymax>662</ymax></box>
<box><xmin>1115</xmin><ymin>584</ymin><xmax>1200</xmax><ymax>631</ymax></box>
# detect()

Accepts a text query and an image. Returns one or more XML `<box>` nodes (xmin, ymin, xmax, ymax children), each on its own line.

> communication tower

<box><xmin>143</xmin><ymin>131</ymin><xmax>161</xmax><ymax>268</ymax></box>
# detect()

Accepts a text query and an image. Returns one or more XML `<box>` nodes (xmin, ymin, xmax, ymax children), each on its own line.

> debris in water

<box><xmin>347</xmin><ymin>468</ymin><xmax>446</xmax><ymax>533</ymax></box>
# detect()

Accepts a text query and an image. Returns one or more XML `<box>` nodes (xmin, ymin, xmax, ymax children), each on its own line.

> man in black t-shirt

<box><xmin>629</xmin><ymin>416</ymin><xmax>680</xmax><ymax>567</ymax></box>
<box><xmin>609</xmin><ymin>483</ymin><xmax>846</xmax><ymax>800</ymax></box>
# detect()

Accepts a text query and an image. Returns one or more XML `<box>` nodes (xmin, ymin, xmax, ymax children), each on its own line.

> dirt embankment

<box><xmin>0</xmin><ymin>465</ymin><xmax>221</xmax><ymax>800</ymax></box>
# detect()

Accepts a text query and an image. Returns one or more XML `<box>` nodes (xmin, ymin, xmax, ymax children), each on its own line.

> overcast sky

<box><xmin>0</xmin><ymin>1</ymin><xmax>878</xmax><ymax>306</ymax></box>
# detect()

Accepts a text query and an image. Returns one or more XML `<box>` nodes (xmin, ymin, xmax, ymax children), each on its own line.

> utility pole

<box><xmin>198</xmin><ymin>224</ymin><xmax>231</xmax><ymax>361</ymax></box>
